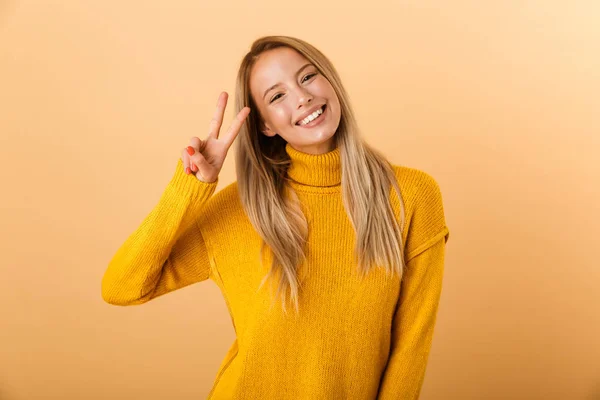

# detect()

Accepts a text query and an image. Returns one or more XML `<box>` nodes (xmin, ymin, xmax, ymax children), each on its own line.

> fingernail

<box><xmin>187</xmin><ymin>146</ymin><xmax>195</xmax><ymax>156</ymax></box>
<box><xmin>191</xmin><ymin>164</ymin><xmax>197</xmax><ymax>172</ymax></box>
<box><xmin>185</xmin><ymin>167</ymin><xmax>191</xmax><ymax>175</ymax></box>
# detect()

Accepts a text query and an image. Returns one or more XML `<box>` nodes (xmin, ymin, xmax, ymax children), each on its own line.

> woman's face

<box><xmin>249</xmin><ymin>47</ymin><xmax>341</xmax><ymax>155</ymax></box>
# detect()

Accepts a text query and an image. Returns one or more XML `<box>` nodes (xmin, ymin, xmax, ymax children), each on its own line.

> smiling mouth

<box><xmin>296</xmin><ymin>104</ymin><xmax>327</xmax><ymax>126</ymax></box>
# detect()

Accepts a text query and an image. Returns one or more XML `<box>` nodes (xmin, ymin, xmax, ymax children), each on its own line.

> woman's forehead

<box><xmin>250</xmin><ymin>49</ymin><xmax>311</xmax><ymax>97</ymax></box>
<box><xmin>254</xmin><ymin>49</ymin><xmax>310</xmax><ymax>80</ymax></box>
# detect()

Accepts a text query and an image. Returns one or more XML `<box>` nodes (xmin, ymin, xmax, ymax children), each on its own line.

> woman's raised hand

<box><xmin>181</xmin><ymin>92</ymin><xmax>251</xmax><ymax>183</ymax></box>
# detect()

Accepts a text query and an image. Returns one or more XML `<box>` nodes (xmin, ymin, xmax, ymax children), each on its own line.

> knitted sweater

<box><xmin>102</xmin><ymin>143</ymin><xmax>450</xmax><ymax>399</ymax></box>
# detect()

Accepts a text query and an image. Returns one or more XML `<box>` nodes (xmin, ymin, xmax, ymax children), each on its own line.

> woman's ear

<box><xmin>253</xmin><ymin>104</ymin><xmax>277</xmax><ymax>137</ymax></box>
<box><xmin>261</xmin><ymin>123</ymin><xmax>277</xmax><ymax>137</ymax></box>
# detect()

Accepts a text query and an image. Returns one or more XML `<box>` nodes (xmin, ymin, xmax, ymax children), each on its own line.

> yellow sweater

<box><xmin>102</xmin><ymin>143</ymin><xmax>450</xmax><ymax>399</ymax></box>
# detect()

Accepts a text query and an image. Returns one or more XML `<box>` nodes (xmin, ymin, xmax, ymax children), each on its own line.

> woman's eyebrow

<box><xmin>262</xmin><ymin>63</ymin><xmax>313</xmax><ymax>100</ymax></box>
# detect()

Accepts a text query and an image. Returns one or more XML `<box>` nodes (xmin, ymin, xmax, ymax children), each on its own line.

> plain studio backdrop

<box><xmin>1</xmin><ymin>1</ymin><xmax>598</xmax><ymax>399</ymax></box>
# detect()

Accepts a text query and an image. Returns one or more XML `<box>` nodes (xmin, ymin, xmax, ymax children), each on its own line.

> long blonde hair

<box><xmin>233</xmin><ymin>35</ymin><xmax>406</xmax><ymax>316</ymax></box>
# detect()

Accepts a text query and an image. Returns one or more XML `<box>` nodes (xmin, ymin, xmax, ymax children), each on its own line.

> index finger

<box><xmin>221</xmin><ymin>107</ymin><xmax>251</xmax><ymax>149</ymax></box>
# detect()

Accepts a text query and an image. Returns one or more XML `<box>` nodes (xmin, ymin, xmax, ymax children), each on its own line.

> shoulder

<box><xmin>388</xmin><ymin>163</ymin><xmax>450</xmax><ymax>261</ymax></box>
<box><xmin>389</xmin><ymin>163</ymin><xmax>443</xmax><ymax>202</ymax></box>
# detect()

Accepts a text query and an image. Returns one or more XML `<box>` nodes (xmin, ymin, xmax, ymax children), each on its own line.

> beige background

<box><xmin>1</xmin><ymin>1</ymin><xmax>599</xmax><ymax>399</ymax></box>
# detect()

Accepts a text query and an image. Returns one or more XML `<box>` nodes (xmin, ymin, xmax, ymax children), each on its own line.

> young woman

<box><xmin>102</xmin><ymin>35</ymin><xmax>450</xmax><ymax>399</ymax></box>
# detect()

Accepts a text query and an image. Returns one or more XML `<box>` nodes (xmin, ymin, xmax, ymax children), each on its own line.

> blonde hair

<box><xmin>233</xmin><ymin>35</ymin><xmax>406</xmax><ymax>316</ymax></box>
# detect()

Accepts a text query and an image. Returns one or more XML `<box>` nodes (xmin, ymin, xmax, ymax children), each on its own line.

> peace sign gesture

<box><xmin>181</xmin><ymin>92</ymin><xmax>251</xmax><ymax>183</ymax></box>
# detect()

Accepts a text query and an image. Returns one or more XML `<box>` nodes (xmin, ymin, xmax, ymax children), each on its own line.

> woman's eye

<box><xmin>269</xmin><ymin>73</ymin><xmax>317</xmax><ymax>103</ymax></box>
<box><xmin>302</xmin><ymin>73</ymin><xmax>317</xmax><ymax>82</ymax></box>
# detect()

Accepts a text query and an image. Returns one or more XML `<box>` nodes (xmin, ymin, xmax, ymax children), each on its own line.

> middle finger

<box><xmin>208</xmin><ymin>92</ymin><xmax>228</xmax><ymax>140</ymax></box>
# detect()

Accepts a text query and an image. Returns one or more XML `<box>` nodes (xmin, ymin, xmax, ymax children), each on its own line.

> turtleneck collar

<box><xmin>285</xmin><ymin>142</ymin><xmax>341</xmax><ymax>188</ymax></box>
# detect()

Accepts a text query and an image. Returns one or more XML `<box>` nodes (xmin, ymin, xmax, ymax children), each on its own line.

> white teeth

<box><xmin>299</xmin><ymin>106</ymin><xmax>324</xmax><ymax>126</ymax></box>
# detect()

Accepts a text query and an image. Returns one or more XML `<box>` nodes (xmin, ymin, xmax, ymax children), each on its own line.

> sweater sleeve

<box><xmin>101</xmin><ymin>158</ymin><xmax>219</xmax><ymax>306</ymax></box>
<box><xmin>376</xmin><ymin>235</ymin><xmax>447</xmax><ymax>400</ymax></box>
<box><xmin>377</xmin><ymin>170</ymin><xmax>450</xmax><ymax>399</ymax></box>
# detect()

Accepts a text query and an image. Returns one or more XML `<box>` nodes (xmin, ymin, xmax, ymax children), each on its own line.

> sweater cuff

<box><xmin>167</xmin><ymin>158</ymin><xmax>219</xmax><ymax>203</ymax></box>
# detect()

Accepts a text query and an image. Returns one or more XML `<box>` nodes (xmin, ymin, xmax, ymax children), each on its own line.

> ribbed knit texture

<box><xmin>102</xmin><ymin>143</ymin><xmax>450</xmax><ymax>399</ymax></box>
